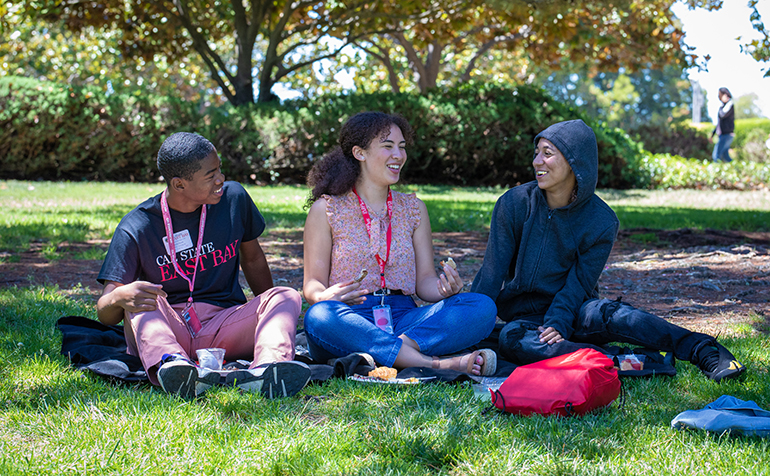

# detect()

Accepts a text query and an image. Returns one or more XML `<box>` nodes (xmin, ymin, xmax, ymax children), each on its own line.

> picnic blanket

<box><xmin>57</xmin><ymin>315</ymin><xmax>147</xmax><ymax>382</ymax></box>
<box><xmin>56</xmin><ymin>315</ymin><xmax>509</xmax><ymax>384</ymax></box>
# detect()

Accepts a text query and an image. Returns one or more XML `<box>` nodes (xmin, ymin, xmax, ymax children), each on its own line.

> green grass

<box><xmin>3</xmin><ymin>181</ymin><xmax>770</xmax><ymax>474</ymax></box>
<box><xmin>0</xmin><ymin>181</ymin><xmax>163</xmax><ymax>254</ymax></box>
<box><xmin>1</xmin><ymin>285</ymin><xmax>770</xmax><ymax>475</ymax></box>
<box><xmin>598</xmin><ymin>189</ymin><xmax>770</xmax><ymax>231</ymax></box>
<box><xmin>4</xmin><ymin>182</ymin><xmax>768</xmax><ymax>259</ymax></box>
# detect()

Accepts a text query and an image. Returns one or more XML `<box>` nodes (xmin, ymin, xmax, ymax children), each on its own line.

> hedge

<box><xmin>0</xmin><ymin>76</ymin><xmax>196</xmax><ymax>182</ymax></box>
<box><xmin>629</xmin><ymin>121</ymin><xmax>713</xmax><ymax>161</ymax></box>
<box><xmin>733</xmin><ymin>118</ymin><xmax>770</xmax><ymax>163</ymax></box>
<box><xmin>643</xmin><ymin>152</ymin><xmax>770</xmax><ymax>190</ymax></box>
<box><xmin>0</xmin><ymin>76</ymin><xmax>647</xmax><ymax>188</ymax></box>
<box><xmin>733</xmin><ymin>118</ymin><xmax>770</xmax><ymax>149</ymax></box>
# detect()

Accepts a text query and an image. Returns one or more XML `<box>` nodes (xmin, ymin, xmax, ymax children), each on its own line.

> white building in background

<box><xmin>691</xmin><ymin>80</ymin><xmax>703</xmax><ymax>123</ymax></box>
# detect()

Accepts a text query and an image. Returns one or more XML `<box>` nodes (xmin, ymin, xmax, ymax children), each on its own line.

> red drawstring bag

<box><xmin>490</xmin><ymin>348</ymin><xmax>621</xmax><ymax>417</ymax></box>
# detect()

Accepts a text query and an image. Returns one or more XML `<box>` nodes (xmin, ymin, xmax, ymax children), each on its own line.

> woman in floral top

<box><xmin>302</xmin><ymin>112</ymin><xmax>497</xmax><ymax>376</ymax></box>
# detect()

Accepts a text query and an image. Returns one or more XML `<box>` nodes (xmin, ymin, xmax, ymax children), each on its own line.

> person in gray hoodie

<box><xmin>471</xmin><ymin>119</ymin><xmax>745</xmax><ymax>382</ymax></box>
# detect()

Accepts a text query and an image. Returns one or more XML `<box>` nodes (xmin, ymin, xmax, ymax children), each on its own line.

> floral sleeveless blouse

<box><xmin>324</xmin><ymin>190</ymin><xmax>421</xmax><ymax>295</ymax></box>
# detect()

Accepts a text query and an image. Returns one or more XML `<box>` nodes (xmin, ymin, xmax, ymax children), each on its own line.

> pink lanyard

<box><xmin>352</xmin><ymin>187</ymin><xmax>393</xmax><ymax>290</ymax></box>
<box><xmin>160</xmin><ymin>190</ymin><xmax>207</xmax><ymax>306</ymax></box>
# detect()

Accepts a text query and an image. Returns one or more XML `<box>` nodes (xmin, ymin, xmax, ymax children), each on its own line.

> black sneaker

<box><xmin>157</xmin><ymin>357</ymin><xmax>220</xmax><ymax>398</ymax></box>
<box><xmin>224</xmin><ymin>361</ymin><xmax>311</xmax><ymax>398</ymax></box>
<box><xmin>694</xmin><ymin>341</ymin><xmax>746</xmax><ymax>383</ymax></box>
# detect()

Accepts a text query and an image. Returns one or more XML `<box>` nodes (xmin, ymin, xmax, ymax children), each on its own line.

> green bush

<box><xmin>737</xmin><ymin>128</ymin><xmax>770</xmax><ymax>162</ymax></box>
<box><xmin>275</xmin><ymin>84</ymin><xmax>647</xmax><ymax>188</ymax></box>
<box><xmin>0</xmin><ymin>77</ymin><xmax>176</xmax><ymax>181</ymax></box>
<box><xmin>733</xmin><ymin>118</ymin><xmax>770</xmax><ymax>149</ymax></box>
<box><xmin>629</xmin><ymin>121</ymin><xmax>713</xmax><ymax>161</ymax></box>
<box><xmin>733</xmin><ymin>118</ymin><xmax>770</xmax><ymax>163</ymax></box>
<box><xmin>642</xmin><ymin>152</ymin><xmax>770</xmax><ymax>190</ymax></box>
<box><xmin>195</xmin><ymin>104</ymin><xmax>273</xmax><ymax>182</ymax></box>
<box><xmin>0</xmin><ymin>77</ymin><xmax>647</xmax><ymax>187</ymax></box>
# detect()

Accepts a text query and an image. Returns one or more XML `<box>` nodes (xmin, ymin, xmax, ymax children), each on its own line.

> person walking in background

<box><xmin>711</xmin><ymin>87</ymin><xmax>735</xmax><ymax>162</ymax></box>
<box><xmin>471</xmin><ymin>119</ymin><xmax>746</xmax><ymax>383</ymax></box>
<box><xmin>302</xmin><ymin>111</ymin><xmax>498</xmax><ymax>376</ymax></box>
<box><xmin>96</xmin><ymin>132</ymin><xmax>310</xmax><ymax>399</ymax></box>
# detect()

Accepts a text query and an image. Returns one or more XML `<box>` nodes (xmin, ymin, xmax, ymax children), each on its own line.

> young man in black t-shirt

<box><xmin>97</xmin><ymin>132</ymin><xmax>310</xmax><ymax>398</ymax></box>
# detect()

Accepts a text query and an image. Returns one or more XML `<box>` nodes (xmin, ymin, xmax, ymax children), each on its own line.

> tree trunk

<box><xmin>384</xmin><ymin>53</ymin><xmax>401</xmax><ymax>94</ymax></box>
<box><xmin>392</xmin><ymin>32</ymin><xmax>443</xmax><ymax>93</ymax></box>
<box><xmin>233</xmin><ymin>26</ymin><xmax>256</xmax><ymax>105</ymax></box>
<box><xmin>256</xmin><ymin>76</ymin><xmax>275</xmax><ymax>103</ymax></box>
<box><xmin>421</xmin><ymin>41</ymin><xmax>443</xmax><ymax>91</ymax></box>
<box><xmin>256</xmin><ymin>43</ymin><xmax>279</xmax><ymax>103</ymax></box>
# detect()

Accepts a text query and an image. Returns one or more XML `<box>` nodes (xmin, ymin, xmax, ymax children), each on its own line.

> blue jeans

<box><xmin>712</xmin><ymin>134</ymin><xmax>734</xmax><ymax>162</ymax></box>
<box><xmin>304</xmin><ymin>293</ymin><xmax>497</xmax><ymax>367</ymax></box>
<box><xmin>498</xmin><ymin>298</ymin><xmax>714</xmax><ymax>365</ymax></box>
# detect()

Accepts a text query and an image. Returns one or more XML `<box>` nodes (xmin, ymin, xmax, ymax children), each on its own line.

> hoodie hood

<box><xmin>534</xmin><ymin>119</ymin><xmax>598</xmax><ymax>206</ymax></box>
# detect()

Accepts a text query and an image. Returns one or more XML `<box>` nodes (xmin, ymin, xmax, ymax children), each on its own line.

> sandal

<box><xmin>432</xmin><ymin>348</ymin><xmax>498</xmax><ymax>376</ymax></box>
<box><xmin>471</xmin><ymin>349</ymin><xmax>497</xmax><ymax>376</ymax></box>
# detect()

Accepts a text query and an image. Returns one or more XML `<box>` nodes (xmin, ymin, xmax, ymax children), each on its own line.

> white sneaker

<box><xmin>157</xmin><ymin>359</ymin><xmax>220</xmax><ymax>399</ymax></box>
<box><xmin>224</xmin><ymin>361</ymin><xmax>311</xmax><ymax>398</ymax></box>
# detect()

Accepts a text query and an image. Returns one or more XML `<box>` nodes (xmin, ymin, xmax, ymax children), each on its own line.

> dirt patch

<box><xmin>2</xmin><ymin>228</ymin><xmax>769</xmax><ymax>336</ymax></box>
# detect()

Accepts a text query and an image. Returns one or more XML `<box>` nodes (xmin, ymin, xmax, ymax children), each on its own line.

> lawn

<box><xmin>1</xmin><ymin>181</ymin><xmax>769</xmax><ymax>475</ymax></box>
<box><xmin>2</xmin><ymin>182</ymin><xmax>769</xmax><ymax>254</ymax></box>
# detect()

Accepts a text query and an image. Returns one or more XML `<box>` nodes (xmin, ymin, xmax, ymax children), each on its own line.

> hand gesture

<box><xmin>316</xmin><ymin>280</ymin><xmax>369</xmax><ymax>306</ymax></box>
<box><xmin>115</xmin><ymin>281</ymin><xmax>167</xmax><ymax>313</ymax></box>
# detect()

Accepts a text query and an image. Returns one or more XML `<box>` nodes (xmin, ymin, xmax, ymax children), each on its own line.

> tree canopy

<box><xmin>345</xmin><ymin>0</ymin><xmax>702</xmax><ymax>94</ymax></box>
<box><xmin>20</xmin><ymin>0</ymin><xmax>390</xmax><ymax>104</ymax></box>
<box><xmin>5</xmin><ymin>0</ymin><xmax>766</xmax><ymax>107</ymax></box>
<box><xmin>734</xmin><ymin>92</ymin><xmax>765</xmax><ymax>119</ymax></box>
<box><xmin>1</xmin><ymin>3</ymin><xmax>216</xmax><ymax>104</ymax></box>
<box><xmin>537</xmin><ymin>63</ymin><xmax>706</xmax><ymax>130</ymax></box>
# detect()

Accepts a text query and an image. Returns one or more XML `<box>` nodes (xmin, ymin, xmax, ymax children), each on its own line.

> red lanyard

<box><xmin>352</xmin><ymin>187</ymin><xmax>393</xmax><ymax>290</ymax></box>
<box><xmin>160</xmin><ymin>190</ymin><xmax>207</xmax><ymax>306</ymax></box>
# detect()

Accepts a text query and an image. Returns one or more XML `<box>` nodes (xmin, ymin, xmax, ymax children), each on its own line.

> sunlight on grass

<box><xmin>1</xmin><ymin>285</ymin><xmax>769</xmax><ymax>474</ymax></box>
<box><xmin>598</xmin><ymin>189</ymin><xmax>770</xmax><ymax>211</ymax></box>
<box><xmin>3</xmin><ymin>181</ymin><xmax>770</xmax><ymax>251</ymax></box>
<box><xmin>1</xmin><ymin>180</ymin><xmax>769</xmax><ymax>474</ymax></box>
<box><xmin>72</xmin><ymin>247</ymin><xmax>108</xmax><ymax>261</ymax></box>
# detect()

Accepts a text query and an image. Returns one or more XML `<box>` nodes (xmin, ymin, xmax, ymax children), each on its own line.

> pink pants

<box><xmin>123</xmin><ymin>286</ymin><xmax>301</xmax><ymax>385</ymax></box>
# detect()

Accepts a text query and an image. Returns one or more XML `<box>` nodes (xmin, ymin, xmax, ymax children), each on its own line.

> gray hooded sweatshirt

<box><xmin>470</xmin><ymin>119</ymin><xmax>619</xmax><ymax>339</ymax></box>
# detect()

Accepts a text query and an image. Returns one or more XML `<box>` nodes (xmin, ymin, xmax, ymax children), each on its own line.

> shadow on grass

<box><xmin>752</xmin><ymin>311</ymin><xmax>770</xmax><ymax>336</ymax></box>
<box><xmin>260</xmin><ymin>195</ymin><xmax>497</xmax><ymax>233</ymax></box>
<box><xmin>614</xmin><ymin>207</ymin><xmax>770</xmax><ymax>232</ymax></box>
<box><xmin>0</xmin><ymin>205</ymin><xmax>134</xmax><ymax>250</ymax></box>
<box><xmin>4</xmin><ymin>200</ymin><xmax>769</xmax><ymax>249</ymax></box>
<box><xmin>263</xmin><ymin>201</ymin><xmax>770</xmax><ymax>234</ymax></box>
<box><xmin>421</xmin><ymin>202</ymin><xmax>770</xmax><ymax>234</ymax></box>
<box><xmin>260</xmin><ymin>210</ymin><xmax>310</xmax><ymax>230</ymax></box>
<box><xmin>599</xmin><ymin>189</ymin><xmax>654</xmax><ymax>201</ymax></box>
<box><xmin>1</xmin><ymin>222</ymin><xmax>92</xmax><ymax>250</ymax></box>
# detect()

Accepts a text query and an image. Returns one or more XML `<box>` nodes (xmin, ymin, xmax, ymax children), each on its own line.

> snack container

<box><xmin>619</xmin><ymin>354</ymin><xmax>644</xmax><ymax>371</ymax></box>
<box><xmin>196</xmin><ymin>347</ymin><xmax>226</xmax><ymax>370</ymax></box>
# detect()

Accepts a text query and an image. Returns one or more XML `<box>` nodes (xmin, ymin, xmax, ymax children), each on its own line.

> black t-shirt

<box><xmin>97</xmin><ymin>181</ymin><xmax>265</xmax><ymax>308</ymax></box>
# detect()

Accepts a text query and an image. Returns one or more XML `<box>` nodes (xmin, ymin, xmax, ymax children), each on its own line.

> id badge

<box><xmin>182</xmin><ymin>304</ymin><xmax>202</xmax><ymax>337</ymax></box>
<box><xmin>372</xmin><ymin>304</ymin><xmax>393</xmax><ymax>334</ymax></box>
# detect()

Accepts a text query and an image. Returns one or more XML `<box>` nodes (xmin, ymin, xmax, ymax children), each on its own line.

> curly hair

<box><xmin>306</xmin><ymin>112</ymin><xmax>413</xmax><ymax>205</ymax></box>
<box><xmin>157</xmin><ymin>132</ymin><xmax>215</xmax><ymax>182</ymax></box>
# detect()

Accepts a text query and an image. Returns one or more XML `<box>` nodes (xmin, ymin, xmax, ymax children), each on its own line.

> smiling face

<box><xmin>172</xmin><ymin>151</ymin><xmax>225</xmax><ymax>212</ymax></box>
<box><xmin>354</xmin><ymin>124</ymin><xmax>407</xmax><ymax>187</ymax></box>
<box><xmin>533</xmin><ymin>138</ymin><xmax>576</xmax><ymax>208</ymax></box>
